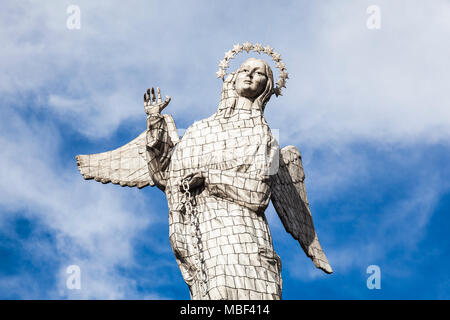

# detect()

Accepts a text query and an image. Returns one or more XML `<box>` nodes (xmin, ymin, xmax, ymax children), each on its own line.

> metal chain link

<box><xmin>181</xmin><ymin>178</ymin><xmax>209</xmax><ymax>295</ymax></box>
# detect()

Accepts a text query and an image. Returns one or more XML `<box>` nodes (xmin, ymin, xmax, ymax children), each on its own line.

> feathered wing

<box><xmin>76</xmin><ymin>114</ymin><xmax>179</xmax><ymax>189</ymax></box>
<box><xmin>270</xmin><ymin>145</ymin><xmax>333</xmax><ymax>274</ymax></box>
<box><xmin>76</xmin><ymin>130</ymin><xmax>154</xmax><ymax>189</ymax></box>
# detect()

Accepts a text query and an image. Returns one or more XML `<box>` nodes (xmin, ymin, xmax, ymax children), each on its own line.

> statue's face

<box><xmin>235</xmin><ymin>58</ymin><xmax>268</xmax><ymax>99</ymax></box>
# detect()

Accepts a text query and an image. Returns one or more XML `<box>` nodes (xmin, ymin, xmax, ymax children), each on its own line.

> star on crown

<box><xmin>276</xmin><ymin>61</ymin><xmax>286</xmax><ymax>70</ymax></box>
<box><xmin>271</xmin><ymin>52</ymin><xmax>281</xmax><ymax>62</ymax></box>
<box><xmin>253</xmin><ymin>43</ymin><xmax>264</xmax><ymax>53</ymax></box>
<box><xmin>218</xmin><ymin>59</ymin><xmax>228</xmax><ymax>69</ymax></box>
<box><xmin>263</xmin><ymin>45</ymin><xmax>274</xmax><ymax>55</ymax></box>
<box><xmin>216</xmin><ymin>68</ymin><xmax>226</xmax><ymax>79</ymax></box>
<box><xmin>273</xmin><ymin>87</ymin><xmax>282</xmax><ymax>97</ymax></box>
<box><xmin>224</xmin><ymin>50</ymin><xmax>234</xmax><ymax>60</ymax></box>
<box><xmin>242</xmin><ymin>41</ymin><xmax>253</xmax><ymax>52</ymax></box>
<box><xmin>232</xmin><ymin>44</ymin><xmax>242</xmax><ymax>53</ymax></box>
<box><xmin>276</xmin><ymin>78</ymin><xmax>286</xmax><ymax>88</ymax></box>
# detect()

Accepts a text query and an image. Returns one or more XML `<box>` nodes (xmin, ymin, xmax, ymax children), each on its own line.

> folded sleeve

<box><xmin>146</xmin><ymin>114</ymin><xmax>176</xmax><ymax>190</ymax></box>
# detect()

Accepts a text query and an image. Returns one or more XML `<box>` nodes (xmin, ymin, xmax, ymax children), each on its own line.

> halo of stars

<box><xmin>216</xmin><ymin>41</ymin><xmax>289</xmax><ymax>97</ymax></box>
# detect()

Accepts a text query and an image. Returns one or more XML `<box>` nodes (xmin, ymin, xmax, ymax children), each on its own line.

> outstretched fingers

<box><xmin>159</xmin><ymin>95</ymin><xmax>171</xmax><ymax>112</ymax></box>
<box><xmin>157</xmin><ymin>87</ymin><xmax>162</xmax><ymax>103</ymax></box>
<box><xmin>146</xmin><ymin>88</ymin><xmax>152</xmax><ymax>106</ymax></box>
<box><xmin>151</xmin><ymin>87</ymin><xmax>156</xmax><ymax>103</ymax></box>
<box><xmin>144</xmin><ymin>87</ymin><xmax>171</xmax><ymax>114</ymax></box>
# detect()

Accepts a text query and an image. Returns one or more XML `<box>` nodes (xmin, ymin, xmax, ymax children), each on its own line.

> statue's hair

<box><xmin>216</xmin><ymin>58</ymin><xmax>274</xmax><ymax>118</ymax></box>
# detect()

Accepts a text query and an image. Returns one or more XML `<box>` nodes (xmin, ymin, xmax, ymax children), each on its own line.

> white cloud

<box><xmin>267</xmin><ymin>0</ymin><xmax>450</xmax><ymax>147</ymax></box>
<box><xmin>1</xmin><ymin>1</ymin><xmax>448</xmax><ymax>144</ymax></box>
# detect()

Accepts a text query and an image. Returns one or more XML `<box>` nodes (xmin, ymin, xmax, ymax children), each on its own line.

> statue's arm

<box><xmin>204</xmin><ymin>169</ymin><xmax>271</xmax><ymax>213</ymax></box>
<box><xmin>146</xmin><ymin>114</ymin><xmax>177</xmax><ymax>191</ymax></box>
<box><xmin>184</xmin><ymin>136</ymin><xmax>278</xmax><ymax>213</ymax></box>
<box><xmin>144</xmin><ymin>88</ymin><xmax>177</xmax><ymax>191</ymax></box>
<box><xmin>200</xmin><ymin>133</ymin><xmax>278</xmax><ymax>213</ymax></box>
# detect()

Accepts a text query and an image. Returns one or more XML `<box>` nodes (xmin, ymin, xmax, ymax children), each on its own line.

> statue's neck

<box><xmin>220</xmin><ymin>96</ymin><xmax>263</xmax><ymax>119</ymax></box>
<box><xmin>235</xmin><ymin>96</ymin><xmax>257</xmax><ymax>112</ymax></box>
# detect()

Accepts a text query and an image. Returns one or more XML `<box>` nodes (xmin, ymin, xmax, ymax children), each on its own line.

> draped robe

<box><xmin>146</xmin><ymin>73</ymin><xmax>282</xmax><ymax>300</ymax></box>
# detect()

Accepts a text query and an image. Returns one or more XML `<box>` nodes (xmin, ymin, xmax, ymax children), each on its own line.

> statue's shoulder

<box><xmin>188</xmin><ymin>113</ymin><xmax>218</xmax><ymax>131</ymax></box>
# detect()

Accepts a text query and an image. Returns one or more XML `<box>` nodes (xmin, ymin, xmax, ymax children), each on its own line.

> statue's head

<box><xmin>216</xmin><ymin>57</ymin><xmax>275</xmax><ymax>117</ymax></box>
<box><xmin>216</xmin><ymin>44</ymin><xmax>287</xmax><ymax>117</ymax></box>
<box><xmin>234</xmin><ymin>58</ymin><xmax>274</xmax><ymax>100</ymax></box>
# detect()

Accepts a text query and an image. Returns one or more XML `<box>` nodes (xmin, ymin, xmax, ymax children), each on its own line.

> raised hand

<box><xmin>144</xmin><ymin>87</ymin><xmax>171</xmax><ymax>115</ymax></box>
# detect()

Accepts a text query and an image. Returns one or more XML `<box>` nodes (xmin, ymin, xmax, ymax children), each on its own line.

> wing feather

<box><xmin>270</xmin><ymin>145</ymin><xmax>333</xmax><ymax>274</ymax></box>
<box><xmin>76</xmin><ymin>131</ymin><xmax>155</xmax><ymax>189</ymax></box>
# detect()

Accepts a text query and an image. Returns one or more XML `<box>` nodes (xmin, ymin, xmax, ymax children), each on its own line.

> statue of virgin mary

<box><xmin>76</xmin><ymin>44</ymin><xmax>332</xmax><ymax>300</ymax></box>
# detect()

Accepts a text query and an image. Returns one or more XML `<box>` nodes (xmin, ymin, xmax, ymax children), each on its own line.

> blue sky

<box><xmin>0</xmin><ymin>0</ymin><xmax>449</xmax><ymax>299</ymax></box>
